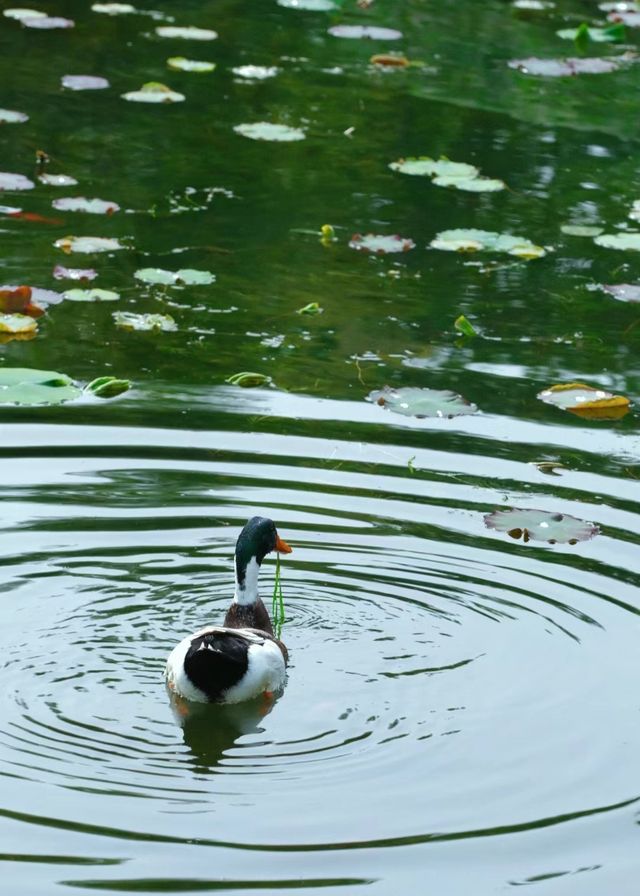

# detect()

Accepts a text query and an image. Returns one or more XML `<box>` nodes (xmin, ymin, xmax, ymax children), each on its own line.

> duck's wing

<box><xmin>183</xmin><ymin>627</ymin><xmax>267</xmax><ymax>701</ymax></box>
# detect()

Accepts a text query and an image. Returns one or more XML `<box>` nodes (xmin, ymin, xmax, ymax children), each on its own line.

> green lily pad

<box><xmin>134</xmin><ymin>267</ymin><xmax>215</xmax><ymax>285</ymax></box>
<box><xmin>63</xmin><ymin>288</ymin><xmax>120</xmax><ymax>302</ymax></box>
<box><xmin>234</xmin><ymin>122</ymin><xmax>305</xmax><ymax>141</ymax></box>
<box><xmin>368</xmin><ymin>385</ymin><xmax>478</xmax><ymax>418</ymax></box>
<box><xmin>432</xmin><ymin>175</ymin><xmax>505</xmax><ymax>192</ymax></box>
<box><xmin>537</xmin><ymin>382</ymin><xmax>630</xmax><ymax>419</ymax></box>
<box><xmin>430</xmin><ymin>229</ymin><xmax>546</xmax><ymax>258</ymax></box>
<box><xmin>389</xmin><ymin>157</ymin><xmax>478</xmax><ymax>178</ymax></box>
<box><xmin>0</xmin><ymin>313</ymin><xmax>37</xmax><ymax>333</ymax></box>
<box><xmin>3</xmin><ymin>9</ymin><xmax>47</xmax><ymax>20</ymax></box>
<box><xmin>232</xmin><ymin>65</ymin><xmax>279</xmax><ymax>79</ymax></box>
<box><xmin>278</xmin><ymin>0</ymin><xmax>337</xmax><ymax>8</ymax></box>
<box><xmin>39</xmin><ymin>173</ymin><xmax>78</xmax><ymax>186</ymax></box>
<box><xmin>113</xmin><ymin>312</ymin><xmax>177</xmax><ymax>331</ymax></box>
<box><xmin>328</xmin><ymin>25</ymin><xmax>403</xmax><ymax>39</ymax></box>
<box><xmin>0</xmin><ymin>367</ymin><xmax>81</xmax><ymax>405</ymax></box>
<box><xmin>508</xmin><ymin>56</ymin><xmax>622</xmax><ymax>76</ymax></box>
<box><xmin>0</xmin><ymin>109</ymin><xmax>28</xmax><ymax>123</ymax></box>
<box><xmin>484</xmin><ymin>508</ymin><xmax>599</xmax><ymax>544</ymax></box>
<box><xmin>54</xmin><ymin>236</ymin><xmax>125</xmax><ymax>253</ymax></box>
<box><xmin>155</xmin><ymin>25</ymin><xmax>218</xmax><ymax>40</ymax></box>
<box><xmin>556</xmin><ymin>24</ymin><xmax>624</xmax><ymax>41</ymax></box>
<box><xmin>595</xmin><ymin>232</ymin><xmax>640</xmax><ymax>250</ymax></box>
<box><xmin>561</xmin><ymin>224</ymin><xmax>604</xmax><ymax>236</ymax></box>
<box><xmin>225</xmin><ymin>371</ymin><xmax>272</xmax><ymax>387</ymax></box>
<box><xmin>167</xmin><ymin>57</ymin><xmax>216</xmax><ymax>72</ymax></box>
<box><xmin>0</xmin><ymin>172</ymin><xmax>35</xmax><ymax>191</ymax></box>
<box><xmin>599</xmin><ymin>283</ymin><xmax>640</xmax><ymax>302</ymax></box>
<box><xmin>52</xmin><ymin>197</ymin><xmax>119</xmax><ymax>214</ymax></box>
<box><xmin>91</xmin><ymin>3</ymin><xmax>137</xmax><ymax>12</ymax></box>
<box><xmin>122</xmin><ymin>82</ymin><xmax>185</xmax><ymax>103</ymax></box>
<box><xmin>349</xmin><ymin>233</ymin><xmax>415</xmax><ymax>253</ymax></box>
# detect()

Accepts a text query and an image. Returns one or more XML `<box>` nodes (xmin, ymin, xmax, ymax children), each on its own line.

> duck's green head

<box><xmin>235</xmin><ymin>516</ymin><xmax>292</xmax><ymax>590</ymax></box>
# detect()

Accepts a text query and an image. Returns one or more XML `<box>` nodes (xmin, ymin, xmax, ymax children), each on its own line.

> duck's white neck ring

<box><xmin>234</xmin><ymin>556</ymin><xmax>261</xmax><ymax>605</ymax></box>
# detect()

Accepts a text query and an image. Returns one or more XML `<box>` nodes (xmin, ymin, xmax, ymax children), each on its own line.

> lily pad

<box><xmin>484</xmin><ymin>508</ymin><xmax>599</xmax><ymax>544</ymax></box>
<box><xmin>22</xmin><ymin>15</ymin><xmax>74</xmax><ymax>28</ymax></box>
<box><xmin>39</xmin><ymin>173</ymin><xmax>78</xmax><ymax>186</ymax></box>
<box><xmin>278</xmin><ymin>0</ymin><xmax>337</xmax><ymax>8</ymax></box>
<box><xmin>328</xmin><ymin>25</ymin><xmax>403</xmax><ymax>39</ymax></box>
<box><xmin>432</xmin><ymin>174</ymin><xmax>505</xmax><ymax>192</ymax></box>
<box><xmin>595</xmin><ymin>232</ymin><xmax>640</xmax><ymax>250</ymax></box>
<box><xmin>234</xmin><ymin>122</ymin><xmax>305</xmax><ymax>141</ymax></box>
<box><xmin>607</xmin><ymin>10</ymin><xmax>640</xmax><ymax>25</ymax></box>
<box><xmin>232</xmin><ymin>65</ymin><xmax>279</xmax><ymax>79</ymax></box>
<box><xmin>3</xmin><ymin>9</ymin><xmax>47</xmax><ymax>20</ymax></box>
<box><xmin>91</xmin><ymin>3</ymin><xmax>137</xmax><ymax>12</ymax></box>
<box><xmin>134</xmin><ymin>267</ymin><xmax>215</xmax><ymax>285</ymax></box>
<box><xmin>62</xmin><ymin>75</ymin><xmax>110</xmax><ymax>90</ymax></box>
<box><xmin>389</xmin><ymin>157</ymin><xmax>478</xmax><ymax>178</ymax></box>
<box><xmin>63</xmin><ymin>288</ymin><xmax>120</xmax><ymax>302</ymax></box>
<box><xmin>0</xmin><ymin>172</ymin><xmax>35</xmax><ymax>191</ymax></box>
<box><xmin>508</xmin><ymin>56</ymin><xmax>621</xmax><ymax>76</ymax></box>
<box><xmin>537</xmin><ymin>382</ymin><xmax>631</xmax><ymax>419</ymax></box>
<box><xmin>368</xmin><ymin>385</ymin><xmax>477</xmax><ymax>418</ymax></box>
<box><xmin>53</xmin><ymin>265</ymin><xmax>97</xmax><ymax>281</ymax></box>
<box><xmin>155</xmin><ymin>25</ymin><xmax>218</xmax><ymax>40</ymax></box>
<box><xmin>122</xmin><ymin>82</ymin><xmax>185</xmax><ymax>103</ymax></box>
<box><xmin>599</xmin><ymin>283</ymin><xmax>640</xmax><ymax>302</ymax></box>
<box><xmin>54</xmin><ymin>236</ymin><xmax>126</xmax><ymax>253</ymax></box>
<box><xmin>430</xmin><ymin>229</ymin><xmax>546</xmax><ymax>259</ymax></box>
<box><xmin>349</xmin><ymin>233</ymin><xmax>415</xmax><ymax>254</ymax></box>
<box><xmin>0</xmin><ymin>367</ymin><xmax>81</xmax><ymax>405</ymax></box>
<box><xmin>0</xmin><ymin>313</ymin><xmax>37</xmax><ymax>334</ymax></box>
<box><xmin>113</xmin><ymin>311</ymin><xmax>177</xmax><ymax>331</ymax></box>
<box><xmin>167</xmin><ymin>57</ymin><xmax>216</xmax><ymax>72</ymax></box>
<box><xmin>557</xmin><ymin>24</ymin><xmax>625</xmax><ymax>42</ymax></box>
<box><xmin>52</xmin><ymin>197</ymin><xmax>119</xmax><ymax>214</ymax></box>
<box><xmin>0</xmin><ymin>109</ymin><xmax>28</xmax><ymax>123</ymax></box>
<box><xmin>225</xmin><ymin>371</ymin><xmax>271</xmax><ymax>387</ymax></box>
<box><xmin>561</xmin><ymin>224</ymin><xmax>604</xmax><ymax>236</ymax></box>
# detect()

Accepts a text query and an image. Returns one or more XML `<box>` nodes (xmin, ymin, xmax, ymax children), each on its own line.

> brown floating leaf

<box><xmin>0</xmin><ymin>286</ymin><xmax>44</xmax><ymax>317</ymax></box>
<box><xmin>370</xmin><ymin>54</ymin><xmax>410</xmax><ymax>67</ymax></box>
<box><xmin>537</xmin><ymin>382</ymin><xmax>631</xmax><ymax>420</ymax></box>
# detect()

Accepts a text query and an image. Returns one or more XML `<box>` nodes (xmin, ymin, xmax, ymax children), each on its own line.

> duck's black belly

<box><xmin>184</xmin><ymin>631</ymin><xmax>250</xmax><ymax>701</ymax></box>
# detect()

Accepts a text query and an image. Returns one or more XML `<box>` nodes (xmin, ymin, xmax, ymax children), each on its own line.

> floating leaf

<box><xmin>484</xmin><ymin>508</ymin><xmax>599</xmax><ymax>544</ymax></box>
<box><xmin>370</xmin><ymin>54</ymin><xmax>410</xmax><ymax>67</ymax></box>
<box><xmin>234</xmin><ymin>122</ymin><xmax>305</xmax><ymax>141</ymax></box>
<box><xmin>508</xmin><ymin>56</ymin><xmax>622</xmax><ymax>75</ymax></box>
<box><xmin>0</xmin><ymin>108</ymin><xmax>28</xmax><ymax>123</ymax></box>
<box><xmin>595</xmin><ymin>232</ymin><xmax>640</xmax><ymax>250</ymax></box>
<box><xmin>84</xmin><ymin>375</ymin><xmax>131</xmax><ymax>397</ymax></box>
<box><xmin>557</xmin><ymin>24</ymin><xmax>625</xmax><ymax>42</ymax></box>
<box><xmin>328</xmin><ymin>25</ymin><xmax>402</xmax><ymax>39</ymax></box>
<box><xmin>39</xmin><ymin>173</ymin><xmax>78</xmax><ymax>186</ymax></box>
<box><xmin>155</xmin><ymin>25</ymin><xmax>218</xmax><ymax>40</ymax></box>
<box><xmin>61</xmin><ymin>75</ymin><xmax>110</xmax><ymax>90</ymax></box>
<box><xmin>167</xmin><ymin>57</ymin><xmax>216</xmax><ymax>72</ymax></box>
<box><xmin>454</xmin><ymin>314</ymin><xmax>477</xmax><ymax>336</ymax></box>
<box><xmin>53</xmin><ymin>265</ymin><xmax>97</xmax><ymax>281</ymax></box>
<box><xmin>432</xmin><ymin>174</ymin><xmax>505</xmax><ymax>192</ymax></box>
<box><xmin>513</xmin><ymin>0</ymin><xmax>555</xmax><ymax>7</ymax></box>
<box><xmin>22</xmin><ymin>15</ymin><xmax>74</xmax><ymax>28</ymax></box>
<box><xmin>390</xmin><ymin>157</ymin><xmax>478</xmax><ymax>178</ymax></box>
<box><xmin>297</xmin><ymin>302</ymin><xmax>323</xmax><ymax>314</ymax></box>
<box><xmin>0</xmin><ymin>285</ymin><xmax>44</xmax><ymax>317</ymax></box>
<box><xmin>0</xmin><ymin>313</ymin><xmax>37</xmax><ymax>334</ymax></box>
<box><xmin>121</xmin><ymin>82</ymin><xmax>185</xmax><ymax>103</ymax></box>
<box><xmin>52</xmin><ymin>196</ymin><xmax>119</xmax><ymax>214</ymax></box>
<box><xmin>561</xmin><ymin>224</ymin><xmax>603</xmax><ymax>236</ymax></box>
<box><xmin>3</xmin><ymin>9</ymin><xmax>47</xmax><ymax>20</ymax></box>
<box><xmin>0</xmin><ymin>172</ymin><xmax>35</xmax><ymax>191</ymax></box>
<box><xmin>113</xmin><ymin>311</ymin><xmax>177</xmax><ymax>331</ymax></box>
<box><xmin>0</xmin><ymin>367</ymin><xmax>81</xmax><ymax>405</ymax></box>
<box><xmin>430</xmin><ymin>229</ymin><xmax>546</xmax><ymax>259</ymax></box>
<box><xmin>225</xmin><ymin>371</ymin><xmax>272</xmax><ymax>387</ymax></box>
<box><xmin>599</xmin><ymin>283</ymin><xmax>640</xmax><ymax>302</ymax></box>
<box><xmin>54</xmin><ymin>236</ymin><xmax>126</xmax><ymax>253</ymax></box>
<box><xmin>232</xmin><ymin>65</ymin><xmax>279</xmax><ymax>79</ymax></box>
<box><xmin>278</xmin><ymin>0</ymin><xmax>336</xmax><ymax>8</ymax></box>
<box><xmin>606</xmin><ymin>10</ymin><xmax>640</xmax><ymax>26</ymax></box>
<box><xmin>537</xmin><ymin>382</ymin><xmax>630</xmax><ymax>419</ymax></box>
<box><xmin>349</xmin><ymin>233</ymin><xmax>415</xmax><ymax>254</ymax></box>
<box><xmin>134</xmin><ymin>267</ymin><xmax>215</xmax><ymax>285</ymax></box>
<box><xmin>63</xmin><ymin>288</ymin><xmax>120</xmax><ymax>302</ymax></box>
<box><xmin>91</xmin><ymin>3</ymin><xmax>137</xmax><ymax>12</ymax></box>
<box><xmin>368</xmin><ymin>385</ymin><xmax>477</xmax><ymax>418</ymax></box>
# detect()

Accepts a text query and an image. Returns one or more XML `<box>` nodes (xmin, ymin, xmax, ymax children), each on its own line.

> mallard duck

<box><xmin>165</xmin><ymin>516</ymin><xmax>292</xmax><ymax>704</ymax></box>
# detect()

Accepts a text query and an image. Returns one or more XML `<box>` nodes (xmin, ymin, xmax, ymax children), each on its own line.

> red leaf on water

<box><xmin>0</xmin><ymin>285</ymin><xmax>44</xmax><ymax>317</ymax></box>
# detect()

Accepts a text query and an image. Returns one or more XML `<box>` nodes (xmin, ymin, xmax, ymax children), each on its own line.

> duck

<box><xmin>165</xmin><ymin>516</ymin><xmax>292</xmax><ymax>704</ymax></box>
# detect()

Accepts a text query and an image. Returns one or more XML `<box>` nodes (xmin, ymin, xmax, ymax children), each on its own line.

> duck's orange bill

<box><xmin>276</xmin><ymin>534</ymin><xmax>293</xmax><ymax>554</ymax></box>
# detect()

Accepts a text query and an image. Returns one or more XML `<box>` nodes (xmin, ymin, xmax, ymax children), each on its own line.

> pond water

<box><xmin>1</xmin><ymin>0</ymin><xmax>640</xmax><ymax>893</ymax></box>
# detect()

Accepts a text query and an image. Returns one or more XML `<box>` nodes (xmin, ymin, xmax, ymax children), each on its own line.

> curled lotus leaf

<box><xmin>91</xmin><ymin>3</ymin><xmax>137</xmax><ymax>13</ymax></box>
<box><xmin>52</xmin><ymin>197</ymin><xmax>119</xmax><ymax>214</ymax></box>
<box><xmin>389</xmin><ymin>157</ymin><xmax>478</xmax><ymax>178</ymax></box>
<box><xmin>22</xmin><ymin>15</ymin><xmax>74</xmax><ymax>28</ymax></box>
<box><xmin>55</xmin><ymin>236</ymin><xmax>125</xmax><ymax>253</ymax></box>
<box><xmin>328</xmin><ymin>25</ymin><xmax>402</xmax><ymax>39</ymax></box>
<box><xmin>0</xmin><ymin>367</ymin><xmax>81</xmax><ymax>405</ymax></box>
<box><xmin>508</xmin><ymin>56</ymin><xmax>621</xmax><ymax>75</ymax></box>
<box><xmin>484</xmin><ymin>508</ymin><xmax>599</xmax><ymax>544</ymax></box>
<box><xmin>0</xmin><ymin>109</ymin><xmax>28</xmax><ymax>123</ymax></box>
<box><xmin>430</xmin><ymin>228</ymin><xmax>546</xmax><ymax>258</ymax></box>
<box><xmin>155</xmin><ymin>25</ymin><xmax>218</xmax><ymax>40</ymax></box>
<box><xmin>84</xmin><ymin>376</ymin><xmax>131</xmax><ymax>397</ymax></box>
<box><xmin>39</xmin><ymin>173</ymin><xmax>78</xmax><ymax>186</ymax></box>
<box><xmin>278</xmin><ymin>0</ymin><xmax>337</xmax><ymax>8</ymax></box>
<box><xmin>62</xmin><ymin>75</ymin><xmax>110</xmax><ymax>90</ymax></box>
<box><xmin>0</xmin><ymin>172</ymin><xmax>35</xmax><ymax>191</ymax></box>
<box><xmin>113</xmin><ymin>311</ymin><xmax>177</xmax><ymax>331</ymax></box>
<box><xmin>225</xmin><ymin>371</ymin><xmax>272</xmax><ymax>387</ymax></box>
<box><xmin>600</xmin><ymin>283</ymin><xmax>640</xmax><ymax>302</ymax></box>
<box><xmin>232</xmin><ymin>65</ymin><xmax>279</xmax><ymax>79</ymax></box>
<box><xmin>63</xmin><ymin>288</ymin><xmax>120</xmax><ymax>302</ymax></box>
<box><xmin>122</xmin><ymin>82</ymin><xmax>185</xmax><ymax>103</ymax></box>
<box><xmin>134</xmin><ymin>267</ymin><xmax>215</xmax><ymax>285</ymax></box>
<box><xmin>556</xmin><ymin>25</ymin><xmax>624</xmax><ymax>41</ymax></box>
<box><xmin>537</xmin><ymin>382</ymin><xmax>631</xmax><ymax>419</ymax></box>
<box><xmin>0</xmin><ymin>313</ymin><xmax>38</xmax><ymax>334</ymax></box>
<box><xmin>349</xmin><ymin>233</ymin><xmax>415</xmax><ymax>254</ymax></box>
<box><xmin>53</xmin><ymin>265</ymin><xmax>97</xmax><ymax>281</ymax></box>
<box><xmin>167</xmin><ymin>57</ymin><xmax>216</xmax><ymax>72</ymax></box>
<box><xmin>368</xmin><ymin>385</ymin><xmax>478</xmax><ymax>419</ymax></box>
<box><xmin>234</xmin><ymin>122</ymin><xmax>305</xmax><ymax>141</ymax></box>
<box><xmin>595</xmin><ymin>232</ymin><xmax>640</xmax><ymax>251</ymax></box>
